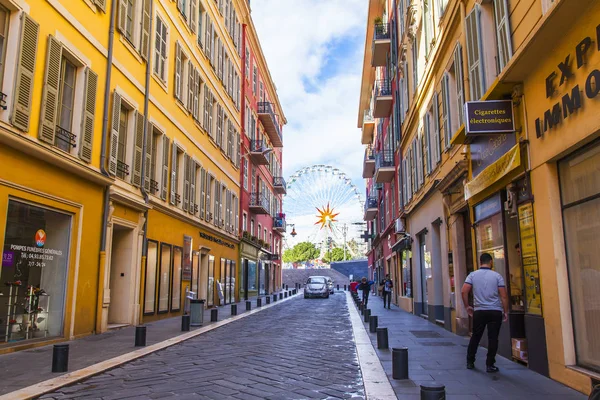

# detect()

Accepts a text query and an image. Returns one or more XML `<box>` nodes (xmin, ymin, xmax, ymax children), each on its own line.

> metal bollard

<box><xmin>273</xmin><ymin>294</ymin><xmax>277</xmax><ymax>302</ymax></box>
<box><xmin>211</xmin><ymin>308</ymin><xmax>218</xmax><ymax>322</ymax></box>
<box><xmin>286</xmin><ymin>285</ymin><xmax>289</xmax><ymax>290</ymax></box>
<box><xmin>279</xmin><ymin>293</ymin><xmax>283</xmax><ymax>300</ymax></box>
<box><xmin>369</xmin><ymin>315</ymin><xmax>378</xmax><ymax>333</ymax></box>
<box><xmin>420</xmin><ymin>384</ymin><xmax>446</xmax><ymax>400</ymax></box>
<box><xmin>266</xmin><ymin>296</ymin><xmax>271</xmax><ymax>304</ymax></box>
<box><xmin>231</xmin><ymin>304</ymin><xmax>238</xmax><ymax>316</ymax></box>
<box><xmin>392</xmin><ymin>348</ymin><xmax>409</xmax><ymax>380</ymax></box>
<box><xmin>246</xmin><ymin>301</ymin><xmax>252</xmax><ymax>311</ymax></box>
<box><xmin>135</xmin><ymin>326</ymin><xmax>146</xmax><ymax>347</ymax></box>
<box><xmin>52</xmin><ymin>344</ymin><xmax>69</xmax><ymax>373</ymax></box>
<box><xmin>359</xmin><ymin>303</ymin><xmax>364</xmax><ymax>314</ymax></box>
<box><xmin>344</xmin><ymin>285</ymin><xmax>347</xmax><ymax>291</ymax></box>
<box><xmin>257</xmin><ymin>298</ymin><xmax>262</xmax><ymax>307</ymax></box>
<box><xmin>337</xmin><ymin>284</ymin><xmax>340</xmax><ymax>291</ymax></box>
<box><xmin>284</xmin><ymin>292</ymin><xmax>288</xmax><ymax>298</ymax></box>
<box><xmin>181</xmin><ymin>314</ymin><xmax>190</xmax><ymax>331</ymax></box>
<box><xmin>376</xmin><ymin>327</ymin><xmax>389</xmax><ymax>349</ymax></box>
<box><xmin>364</xmin><ymin>309</ymin><xmax>371</xmax><ymax>323</ymax></box>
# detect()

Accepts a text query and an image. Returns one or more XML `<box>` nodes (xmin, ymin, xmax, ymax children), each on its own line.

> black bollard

<box><xmin>231</xmin><ymin>304</ymin><xmax>238</xmax><ymax>316</ymax></box>
<box><xmin>369</xmin><ymin>315</ymin><xmax>378</xmax><ymax>333</ymax></box>
<box><xmin>337</xmin><ymin>284</ymin><xmax>340</xmax><ymax>291</ymax></box>
<box><xmin>279</xmin><ymin>293</ymin><xmax>283</xmax><ymax>300</ymax></box>
<box><xmin>257</xmin><ymin>298</ymin><xmax>262</xmax><ymax>307</ymax></box>
<box><xmin>284</xmin><ymin>292</ymin><xmax>288</xmax><ymax>298</ymax></box>
<box><xmin>273</xmin><ymin>294</ymin><xmax>277</xmax><ymax>302</ymax></box>
<box><xmin>359</xmin><ymin>303</ymin><xmax>364</xmax><ymax>314</ymax></box>
<box><xmin>135</xmin><ymin>326</ymin><xmax>146</xmax><ymax>347</ymax></box>
<box><xmin>392</xmin><ymin>348</ymin><xmax>409</xmax><ymax>380</ymax></box>
<box><xmin>344</xmin><ymin>285</ymin><xmax>347</xmax><ymax>291</ymax></box>
<box><xmin>181</xmin><ymin>314</ymin><xmax>190</xmax><ymax>331</ymax></box>
<box><xmin>211</xmin><ymin>308</ymin><xmax>218</xmax><ymax>322</ymax></box>
<box><xmin>246</xmin><ymin>300</ymin><xmax>252</xmax><ymax>311</ymax></box>
<box><xmin>420</xmin><ymin>384</ymin><xmax>446</xmax><ymax>400</ymax></box>
<box><xmin>266</xmin><ymin>296</ymin><xmax>271</xmax><ymax>304</ymax></box>
<box><xmin>376</xmin><ymin>327</ymin><xmax>389</xmax><ymax>349</ymax></box>
<box><xmin>364</xmin><ymin>309</ymin><xmax>371</xmax><ymax>323</ymax></box>
<box><xmin>286</xmin><ymin>285</ymin><xmax>289</xmax><ymax>290</ymax></box>
<box><xmin>52</xmin><ymin>344</ymin><xmax>69</xmax><ymax>373</ymax></box>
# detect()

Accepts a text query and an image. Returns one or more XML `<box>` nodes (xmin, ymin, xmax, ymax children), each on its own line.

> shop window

<box><xmin>144</xmin><ymin>240</ymin><xmax>158</xmax><ymax>315</ymax></box>
<box><xmin>1</xmin><ymin>200</ymin><xmax>71</xmax><ymax>342</ymax></box>
<box><xmin>191</xmin><ymin>251</ymin><xmax>199</xmax><ymax>296</ymax></box>
<box><xmin>207</xmin><ymin>255</ymin><xmax>214</xmax><ymax>306</ymax></box>
<box><xmin>158</xmin><ymin>244</ymin><xmax>171</xmax><ymax>313</ymax></box>
<box><xmin>219</xmin><ymin>258</ymin><xmax>225</xmax><ymax>305</ymax></box>
<box><xmin>559</xmin><ymin>141</ymin><xmax>600</xmax><ymax>371</ymax></box>
<box><xmin>171</xmin><ymin>247</ymin><xmax>182</xmax><ymax>312</ymax></box>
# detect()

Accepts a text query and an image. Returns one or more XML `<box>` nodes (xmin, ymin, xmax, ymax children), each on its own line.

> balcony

<box><xmin>362</xmin><ymin>146</ymin><xmax>375</xmax><ymax>179</ymax></box>
<box><xmin>249</xmin><ymin>139</ymin><xmax>271</xmax><ymax>165</ymax></box>
<box><xmin>273</xmin><ymin>176</ymin><xmax>287</xmax><ymax>194</ymax></box>
<box><xmin>361</xmin><ymin>110</ymin><xmax>375</xmax><ymax>145</ymax></box>
<box><xmin>375</xmin><ymin>149</ymin><xmax>395</xmax><ymax>183</ymax></box>
<box><xmin>364</xmin><ymin>195</ymin><xmax>378</xmax><ymax>221</ymax></box>
<box><xmin>257</xmin><ymin>102</ymin><xmax>283</xmax><ymax>147</ymax></box>
<box><xmin>274</xmin><ymin>215</ymin><xmax>286</xmax><ymax>233</ymax></box>
<box><xmin>372</xmin><ymin>23</ymin><xmax>391</xmax><ymax>67</ymax></box>
<box><xmin>373</xmin><ymin>79</ymin><xmax>393</xmax><ymax>118</ymax></box>
<box><xmin>249</xmin><ymin>192</ymin><xmax>270</xmax><ymax>214</ymax></box>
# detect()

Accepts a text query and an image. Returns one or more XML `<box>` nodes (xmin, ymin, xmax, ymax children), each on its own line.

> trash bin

<box><xmin>190</xmin><ymin>299</ymin><xmax>205</xmax><ymax>326</ymax></box>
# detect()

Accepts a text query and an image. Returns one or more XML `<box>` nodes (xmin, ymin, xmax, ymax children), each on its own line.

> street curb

<box><xmin>346</xmin><ymin>292</ymin><xmax>397</xmax><ymax>400</ymax></box>
<box><xmin>0</xmin><ymin>293</ymin><xmax>302</xmax><ymax>400</ymax></box>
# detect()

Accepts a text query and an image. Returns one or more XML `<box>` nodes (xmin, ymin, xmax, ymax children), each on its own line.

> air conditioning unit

<box><xmin>395</xmin><ymin>218</ymin><xmax>405</xmax><ymax>234</ymax></box>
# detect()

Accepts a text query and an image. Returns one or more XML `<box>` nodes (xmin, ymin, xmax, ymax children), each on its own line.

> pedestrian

<box><xmin>350</xmin><ymin>279</ymin><xmax>359</xmax><ymax>293</ymax></box>
<box><xmin>380</xmin><ymin>274</ymin><xmax>393</xmax><ymax>309</ymax></box>
<box><xmin>357</xmin><ymin>277</ymin><xmax>375</xmax><ymax>307</ymax></box>
<box><xmin>461</xmin><ymin>252</ymin><xmax>509</xmax><ymax>373</ymax></box>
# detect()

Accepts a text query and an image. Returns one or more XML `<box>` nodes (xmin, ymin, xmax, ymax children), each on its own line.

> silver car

<box><xmin>304</xmin><ymin>276</ymin><xmax>330</xmax><ymax>299</ymax></box>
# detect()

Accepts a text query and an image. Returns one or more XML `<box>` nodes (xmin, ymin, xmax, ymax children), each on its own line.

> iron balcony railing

<box><xmin>375</xmin><ymin>79</ymin><xmax>392</xmax><ymax>97</ymax></box>
<box><xmin>150</xmin><ymin>179</ymin><xmax>159</xmax><ymax>193</ymax></box>
<box><xmin>374</xmin><ymin>22</ymin><xmax>390</xmax><ymax>40</ymax></box>
<box><xmin>0</xmin><ymin>92</ymin><xmax>7</xmax><ymax>110</ymax></box>
<box><xmin>55</xmin><ymin>126</ymin><xmax>77</xmax><ymax>148</ymax></box>
<box><xmin>250</xmin><ymin>192</ymin><xmax>270</xmax><ymax>210</ymax></box>
<box><xmin>375</xmin><ymin>149</ymin><xmax>394</xmax><ymax>169</ymax></box>
<box><xmin>274</xmin><ymin>216</ymin><xmax>286</xmax><ymax>230</ymax></box>
<box><xmin>374</xmin><ymin>182</ymin><xmax>383</xmax><ymax>191</ymax></box>
<box><xmin>363</xmin><ymin>109</ymin><xmax>374</xmax><ymax>124</ymax></box>
<box><xmin>365</xmin><ymin>195</ymin><xmax>378</xmax><ymax>211</ymax></box>
<box><xmin>250</xmin><ymin>139</ymin><xmax>269</xmax><ymax>153</ymax></box>
<box><xmin>364</xmin><ymin>145</ymin><xmax>375</xmax><ymax>162</ymax></box>
<box><xmin>257</xmin><ymin>101</ymin><xmax>282</xmax><ymax>140</ymax></box>
<box><xmin>116</xmin><ymin>160</ymin><xmax>130</xmax><ymax>178</ymax></box>
<box><xmin>273</xmin><ymin>176</ymin><xmax>286</xmax><ymax>187</ymax></box>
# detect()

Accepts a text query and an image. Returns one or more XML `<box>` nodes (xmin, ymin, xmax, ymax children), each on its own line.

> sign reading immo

<box><xmin>465</xmin><ymin>100</ymin><xmax>515</xmax><ymax>135</ymax></box>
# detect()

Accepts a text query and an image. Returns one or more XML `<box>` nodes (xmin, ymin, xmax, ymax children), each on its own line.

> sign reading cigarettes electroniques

<box><xmin>465</xmin><ymin>100</ymin><xmax>515</xmax><ymax>135</ymax></box>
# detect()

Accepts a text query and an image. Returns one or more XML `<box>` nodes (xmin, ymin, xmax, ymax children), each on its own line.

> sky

<box><xmin>251</xmin><ymin>0</ymin><xmax>368</xmax><ymax>248</ymax></box>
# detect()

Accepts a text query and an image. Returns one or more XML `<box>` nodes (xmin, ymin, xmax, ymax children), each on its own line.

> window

<box><xmin>198</xmin><ymin>3</ymin><xmax>206</xmax><ymax>48</ymax></box>
<box><xmin>0</xmin><ymin>5</ymin><xmax>9</xmax><ymax>89</ymax></box>
<box><xmin>263</xmin><ymin>228</ymin><xmax>267</xmax><ymax>242</ymax></box>
<box><xmin>412</xmin><ymin>41</ymin><xmax>419</xmax><ymax>96</ymax></box>
<box><xmin>55</xmin><ymin>57</ymin><xmax>76</xmax><ymax>153</ymax></box>
<box><xmin>465</xmin><ymin>5</ymin><xmax>484</xmax><ymax>100</ymax></box>
<box><xmin>245</xmin><ymin>48</ymin><xmax>249</xmax><ymax>78</ymax></box>
<box><xmin>149</xmin><ymin>128</ymin><xmax>160</xmax><ymax>194</ymax></box>
<box><xmin>171</xmin><ymin>246</ymin><xmax>182</xmax><ymax>311</ymax></box>
<box><xmin>250</xmin><ymin>219</ymin><xmax>255</xmax><ymax>236</ymax></box>
<box><xmin>494</xmin><ymin>0</ymin><xmax>512</xmax><ymax>72</ymax></box>
<box><xmin>174</xmin><ymin>42</ymin><xmax>189</xmax><ymax>106</ymax></box>
<box><xmin>422</xmin><ymin>0</ymin><xmax>433</xmax><ymax>57</ymax></box>
<box><xmin>125</xmin><ymin>0</ymin><xmax>134</xmax><ymax>41</ymax></box>
<box><xmin>158</xmin><ymin>243</ymin><xmax>171</xmax><ymax>313</ymax></box>
<box><xmin>242</xmin><ymin>212</ymin><xmax>247</xmax><ymax>232</ymax></box>
<box><xmin>437</xmin><ymin>0</ymin><xmax>449</xmax><ymax>17</ymax></box>
<box><xmin>243</xmin><ymin>158</ymin><xmax>249</xmax><ymax>190</ymax></box>
<box><xmin>117</xmin><ymin>105</ymin><xmax>129</xmax><ymax>179</ymax></box>
<box><xmin>154</xmin><ymin>16</ymin><xmax>167</xmax><ymax>82</ymax></box>
<box><xmin>117</xmin><ymin>0</ymin><xmax>151</xmax><ymax>60</ymax></box>
<box><xmin>170</xmin><ymin>146</ymin><xmax>183</xmax><ymax>206</ymax></box>
<box><xmin>253</xmin><ymin>66</ymin><xmax>257</xmax><ymax>94</ymax></box>
<box><xmin>144</xmin><ymin>240</ymin><xmax>158</xmax><ymax>314</ymax></box>
<box><xmin>258</xmin><ymin>224</ymin><xmax>261</xmax><ymax>239</ymax></box>
<box><xmin>259</xmin><ymin>81</ymin><xmax>264</xmax><ymax>102</ymax></box>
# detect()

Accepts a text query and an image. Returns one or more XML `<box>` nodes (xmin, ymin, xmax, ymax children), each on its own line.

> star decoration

<box><xmin>315</xmin><ymin>203</ymin><xmax>339</xmax><ymax>230</ymax></box>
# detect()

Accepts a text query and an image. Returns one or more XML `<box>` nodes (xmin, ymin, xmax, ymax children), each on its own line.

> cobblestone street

<box><xmin>39</xmin><ymin>294</ymin><xmax>364</xmax><ymax>400</ymax></box>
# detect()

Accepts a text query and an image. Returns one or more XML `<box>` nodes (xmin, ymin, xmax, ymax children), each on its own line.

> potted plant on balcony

<box><xmin>251</xmin><ymin>235</ymin><xmax>258</xmax><ymax>243</ymax></box>
<box><xmin>242</xmin><ymin>231</ymin><xmax>250</xmax><ymax>240</ymax></box>
<box><xmin>374</xmin><ymin>16</ymin><xmax>384</xmax><ymax>36</ymax></box>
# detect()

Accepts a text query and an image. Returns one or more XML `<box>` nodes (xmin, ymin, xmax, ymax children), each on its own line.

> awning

<box><xmin>391</xmin><ymin>236</ymin><xmax>412</xmax><ymax>252</ymax></box>
<box><xmin>465</xmin><ymin>143</ymin><xmax>520</xmax><ymax>200</ymax></box>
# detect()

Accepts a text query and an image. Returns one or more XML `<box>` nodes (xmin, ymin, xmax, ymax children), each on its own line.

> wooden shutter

<box><xmin>132</xmin><ymin>111</ymin><xmax>144</xmax><ymax>187</ymax></box>
<box><xmin>432</xmin><ymin>91</ymin><xmax>441</xmax><ymax>165</ymax></box>
<box><xmin>144</xmin><ymin>120</ymin><xmax>153</xmax><ymax>192</ymax></box>
<box><xmin>454</xmin><ymin>44</ymin><xmax>465</xmax><ymax>126</ymax></box>
<box><xmin>11</xmin><ymin>14</ymin><xmax>39</xmax><ymax>132</ymax></box>
<box><xmin>187</xmin><ymin>61</ymin><xmax>194</xmax><ymax>112</ymax></box>
<box><xmin>117</xmin><ymin>0</ymin><xmax>127</xmax><ymax>33</ymax></box>
<box><xmin>193</xmin><ymin>69</ymin><xmax>200</xmax><ymax>120</ymax></box>
<box><xmin>423</xmin><ymin>117</ymin><xmax>431</xmax><ymax>175</ymax></box>
<box><xmin>94</xmin><ymin>0</ymin><xmax>106</xmax><ymax>12</ymax></box>
<box><xmin>140</xmin><ymin>0</ymin><xmax>151</xmax><ymax>61</ymax></box>
<box><xmin>161</xmin><ymin>135</ymin><xmax>169</xmax><ymax>200</ymax></box>
<box><xmin>200</xmin><ymin>168</ymin><xmax>206</xmax><ymax>219</ymax></box>
<box><xmin>441</xmin><ymin>73</ymin><xmax>451</xmax><ymax>148</ymax></box>
<box><xmin>108</xmin><ymin>92</ymin><xmax>121</xmax><ymax>176</ymax></box>
<box><xmin>170</xmin><ymin>144</ymin><xmax>177</xmax><ymax>205</ymax></box>
<box><xmin>236</xmin><ymin>130</ymin><xmax>240</xmax><ymax>167</ymax></box>
<box><xmin>213</xmin><ymin>180</ymin><xmax>219</xmax><ymax>225</ymax></box>
<box><xmin>216</xmin><ymin>105</ymin><xmax>222</xmax><ymax>145</ymax></box>
<box><xmin>494</xmin><ymin>0</ymin><xmax>512</xmax><ymax>71</ymax></box>
<box><xmin>204</xmin><ymin>15</ymin><xmax>211</xmax><ymax>58</ymax></box>
<box><xmin>177</xmin><ymin>0</ymin><xmax>184</xmax><ymax>12</ymax></box>
<box><xmin>190</xmin><ymin>161</ymin><xmax>196</xmax><ymax>215</ymax></box>
<box><xmin>174</xmin><ymin>42</ymin><xmax>181</xmax><ymax>100</ymax></box>
<box><xmin>465</xmin><ymin>5</ymin><xmax>485</xmax><ymax>100</ymax></box>
<box><xmin>39</xmin><ymin>36</ymin><xmax>62</xmax><ymax>144</ymax></box>
<box><xmin>190</xmin><ymin>0</ymin><xmax>198</xmax><ymax>33</ymax></box>
<box><xmin>183</xmin><ymin>154</ymin><xmax>190</xmax><ymax>211</ymax></box>
<box><xmin>79</xmin><ymin>68</ymin><xmax>98</xmax><ymax>163</ymax></box>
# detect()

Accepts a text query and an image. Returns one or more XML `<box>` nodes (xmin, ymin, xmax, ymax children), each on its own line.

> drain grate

<box><xmin>410</xmin><ymin>330</ymin><xmax>442</xmax><ymax>338</ymax></box>
<box><xmin>420</xmin><ymin>341</ymin><xmax>456</xmax><ymax>347</ymax></box>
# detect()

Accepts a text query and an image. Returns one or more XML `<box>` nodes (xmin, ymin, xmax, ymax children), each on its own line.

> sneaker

<box><xmin>486</xmin><ymin>365</ymin><xmax>499</xmax><ymax>373</ymax></box>
<box><xmin>466</xmin><ymin>362</ymin><xmax>475</xmax><ymax>370</ymax></box>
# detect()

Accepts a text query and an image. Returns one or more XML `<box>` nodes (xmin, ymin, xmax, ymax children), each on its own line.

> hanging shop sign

<box><xmin>471</xmin><ymin>132</ymin><xmax>517</xmax><ymax>178</ymax></box>
<box><xmin>465</xmin><ymin>144</ymin><xmax>521</xmax><ymax>200</ymax></box>
<box><xmin>465</xmin><ymin>100</ymin><xmax>515</xmax><ymax>135</ymax></box>
<box><xmin>182</xmin><ymin>235</ymin><xmax>192</xmax><ymax>281</ymax></box>
<box><xmin>536</xmin><ymin>24</ymin><xmax>600</xmax><ymax>138</ymax></box>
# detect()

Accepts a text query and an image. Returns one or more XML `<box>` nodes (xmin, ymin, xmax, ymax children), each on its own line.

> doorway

<box><xmin>419</xmin><ymin>233</ymin><xmax>431</xmax><ymax>316</ymax></box>
<box><xmin>108</xmin><ymin>226</ymin><xmax>135</xmax><ymax>327</ymax></box>
<box><xmin>461</xmin><ymin>209</ymin><xmax>474</xmax><ymax>333</ymax></box>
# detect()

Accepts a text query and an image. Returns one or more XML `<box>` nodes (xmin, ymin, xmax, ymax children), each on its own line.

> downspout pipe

<box><xmin>240</xmin><ymin>23</ymin><xmax>248</xmax><ymax>300</ymax></box>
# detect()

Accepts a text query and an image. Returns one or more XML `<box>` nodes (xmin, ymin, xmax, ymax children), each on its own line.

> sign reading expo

<box><xmin>465</xmin><ymin>100</ymin><xmax>515</xmax><ymax>135</ymax></box>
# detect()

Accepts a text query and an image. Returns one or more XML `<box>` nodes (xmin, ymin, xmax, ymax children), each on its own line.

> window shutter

<box><xmin>205</xmin><ymin>16</ymin><xmax>211</xmax><ymax>58</ymax></box>
<box><xmin>170</xmin><ymin>144</ymin><xmax>177</xmax><ymax>205</ymax></box>
<box><xmin>11</xmin><ymin>14</ymin><xmax>39</xmax><ymax>132</ymax></box>
<box><xmin>117</xmin><ymin>0</ymin><xmax>127</xmax><ymax>33</ymax></box>
<box><xmin>39</xmin><ymin>36</ymin><xmax>62</xmax><ymax>144</ymax></box>
<box><xmin>494</xmin><ymin>0</ymin><xmax>512</xmax><ymax>72</ymax></box>
<box><xmin>187</xmin><ymin>61</ymin><xmax>194</xmax><ymax>112</ymax></box>
<box><xmin>423</xmin><ymin>118</ymin><xmax>431</xmax><ymax>175</ymax></box>
<box><xmin>190</xmin><ymin>0</ymin><xmax>198</xmax><ymax>33</ymax></box>
<box><xmin>161</xmin><ymin>135</ymin><xmax>169</xmax><ymax>200</ymax></box>
<box><xmin>214</xmin><ymin>180</ymin><xmax>220</xmax><ymax>226</ymax></box>
<box><xmin>144</xmin><ymin>120</ymin><xmax>153</xmax><ymax>192</ymax></box>
<box><xmin>79</xmin><ymin>67</ymin><xmax>97</xmax><ymax>163</ymax></box>
<box><xmin>132</xmin><ymin>111</ymin><xmax>144</xmax><ymax>187</ymax></box>
<box><xmin>465</xmin><ymin>5</ymin><xmax>485</xmax><ymax>100</ymax></box>
<box><xmin>174</xmin><ymin>42</ymin><xmax>181</xmax><ymax>100</ymax></box>
<box><xmin>190</xmin><ymin>161</ymin><xmax>196</xmax><ymax>215</ymax></box>
<box><xmin>418</xmin><ymin>135</ymin><xmax>424</xmax><ymax>187</ymax></box>
<box><xmin>140</xmin><ymin>0</ymin><xmax>151</xmax><ymax>61</ymax></box>
<box><xmin>206</xmin><ymin>176</ymin><xmax>211</xmax><ymax>221</ymax></box>
<box><xmin>108</xmin><ymin>92</ymin><xmax>121</xmax><ymax>176</ymax></box>
<box><xmin>432</xmin><ymin>91</ymin><xmax>441</xmax><ymax>165</ymax></box>
<box><xmin>177</xmin><ymin>0</ymin><xmax>184</xmax><ymax>12</ymax></box>
<box><xmin>193</xmin><ymin>69</ymin><xmax>200</xmax><ymax>119</ymax></box>
<box><xmin>183</xmin><ymin>154</ymin><xmax>190</xmax><ymax>211</ymax></box>
<box><xmin>216</xmin><ymin>105</ymin><xmax>222</xmax><ymax>146</ymax></box>
<box><xmin>441</xmin><ymin>73</ymin><xmax>451</xmax><ymax>148</ymax></box>
<box><xmin>454</xmin><ymin>44</ymin><xmax>465</xmax><ymax>126</ymax></box>
<box><xmin>200</xmin><ymin>168</ymin><xmax>206</xmax><ymax>219</ymax></box>
<box><xmin>94</xmin><ymin>0</ymin><xmax>106</xmax><ymax>12</ymax></box>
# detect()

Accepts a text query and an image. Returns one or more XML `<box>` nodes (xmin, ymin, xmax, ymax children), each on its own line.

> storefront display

<box><xmin>144</xmin><ymin>241</ymin><xmax>158</xmax><ymax>314</ymax></box>
<box><xmin>171</xmin><ymin>247</ymin><xmax>182</xmax><ymax>312</ymax></box>
<box><xmin>401</xmin><ymin>250</ymin><xmax>412</xmax><ymax>297</ymax></box>
<box><xmin>158</xmin><ymin>244</ymin><xmax>171</xmax><ymax>313</ymax></box>
<box><xmin>518</xmin><ymin>204</ymin><xmax>542</xmax><ymax>315</ymax></box>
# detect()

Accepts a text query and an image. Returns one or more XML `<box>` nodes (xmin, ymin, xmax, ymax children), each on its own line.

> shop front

<box><xmin>391</xmin><ymin>231</ymin><xmax>413</xmax><ymax>313</ymax></box>
<box><xmin>240</xmin><ymin>239</ymin><xmax>259</xmax><ymax>299</ymax></box>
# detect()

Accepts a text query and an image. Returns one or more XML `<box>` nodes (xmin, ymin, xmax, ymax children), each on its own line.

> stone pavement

<box><xmin>38</xmin><ymin>292</ymin><xmax>363</xmax><ymax>400</ymax></box>
<box><xmin>357</xmin><ymin>294</ymin><xmax>587</xmax><ymax>400</ymax></box>
<box><xmin>0</xmin><ymin>291</ymin><xmax>290</xmax><ymax>396</ymax></box>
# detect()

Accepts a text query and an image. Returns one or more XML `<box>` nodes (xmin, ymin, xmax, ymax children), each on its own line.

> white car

<box><xmin>304</xmin><ymin>276</ymin><xmax>330</xmax><ymax>299</ymax></box>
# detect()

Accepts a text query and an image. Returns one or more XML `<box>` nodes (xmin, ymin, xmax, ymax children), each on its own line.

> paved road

<box><xmin>40</xmin><ymin>294</ymin><xmax>364</xmax><ymax>400</ymax></box>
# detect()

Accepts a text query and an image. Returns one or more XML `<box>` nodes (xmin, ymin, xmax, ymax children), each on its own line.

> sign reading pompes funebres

<box><xmin>465</xmin><ymin>100</ymin><xmax>515</xmax><ymax>135</ymax></box>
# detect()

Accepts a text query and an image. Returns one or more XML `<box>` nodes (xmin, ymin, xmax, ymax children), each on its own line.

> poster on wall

<box><xmin>518</xmin><ymin>203</ymin><xmax>542</xmax><ymax>316</ymax></box>
<box><xmin>182</xmin><ymin>235</ymin><xmax>192</xmax><ymax>281</ymax></box>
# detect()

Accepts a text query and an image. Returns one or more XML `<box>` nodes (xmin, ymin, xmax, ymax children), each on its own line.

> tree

<box><xmin>282</xmin><ymin>241</ymin><xmax>319</xmax><ymax>263</ymax></box>
<box><xmin>323</xmin><ymin>247</ymin><xmax>350</xmax><ymax>263</ymax></box>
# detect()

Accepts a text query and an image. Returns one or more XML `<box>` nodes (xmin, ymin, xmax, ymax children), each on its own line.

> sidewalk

<box><xmin>0</xmin><ymin>291</ymin><xmax>291</xmax><ymax>396</ymax></box>
<box><xmin>355</xmin><ymin>295</ymin><xmax>587</xmax><ymax>400</ymax></box>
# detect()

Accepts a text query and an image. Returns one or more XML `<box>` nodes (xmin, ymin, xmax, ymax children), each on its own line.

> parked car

<box><xmin>312</xmin><ymin>276</ymin><xmax>334</xmax><ymax>294</ymax></box>
<box><xmin>304</xmin><ymin>276</ymin><xmax>330</xmax><ymax>299</ymax></box>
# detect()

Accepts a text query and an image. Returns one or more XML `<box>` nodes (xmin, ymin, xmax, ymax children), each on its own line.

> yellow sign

<box><xmin>518</xmin><ymin>203</ymin><xmax>542</xmax><ymax>316</ymax></box>
<box><xmin>465</xmin><ymin>144</ymin><xmax>520</xmax><ymax>200</ymax></box>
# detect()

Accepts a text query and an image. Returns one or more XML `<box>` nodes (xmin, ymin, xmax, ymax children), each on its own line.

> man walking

<box><xmin>461</xmin><ymin>253</ymin><xmax>509</xmax><ymax>373</ymax></box>
<box><xmin>381</xmin><ymin>274</ymin><xmax>393</xmax><ymax>309</ymax></box>
<box><xmin>357</xmin><ymin>277</ymin><xmax>374</xmax><ymax>307</ymax></box>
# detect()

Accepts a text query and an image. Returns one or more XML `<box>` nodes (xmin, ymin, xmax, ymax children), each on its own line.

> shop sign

<box><xmin>2</xmin><ymin>250</ymin><xmax>14</xmax><ymax>267</ymax></box>
<box><xmin>536</xmin><ymin>24</ymin><xmax>600</xmax><ymax>138</ymax></box>
<box><xmin>465</xmin><ymin>144</ymin><xmax>521</xmax><ymax>200</ymax></box>
<box><xmin>465</xmin><ymin>100</ymin><xmax>515</xmax><ymax>135</ymax></box>
<box><xmin>518</xmin><ymin>203</ymin><xmax>542</xmax><ymax>315</ymax></box>
<box><xmin>199</xmin><ymin>232</ymin><xmax>235</xmax><ymax>249</ymax></box>
<box><xmin>473</xmin><ymin>194</ymin><xmax>502</xmax><ymax>222</ymax></box>
<box><xmin>182</xmin><ymin>235</ymin><xmax>192</xmax><ymax>281</ymax></box>
<box><xmin>471</xmin><ymin>133</ymin><xmax>517</xmax><ymax>177</ymax></box>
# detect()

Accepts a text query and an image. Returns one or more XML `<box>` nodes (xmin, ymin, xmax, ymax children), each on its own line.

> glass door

<box><xmin>419</xmin><ymin>234</ymin><xmax>431</xmax><ymax>315</ymax></box>
<box><xmin>207</xmin><ymin>255</ymin><xmax>214</xmax><ymax>306</ymax></box>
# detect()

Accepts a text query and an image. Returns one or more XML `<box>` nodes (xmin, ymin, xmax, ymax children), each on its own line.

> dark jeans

<box><xmin>382</xmin><ymin>291</ymin><xmax>391</xmax><ymax>308</ymax></box>
<box><xmin>361</xmin><ymin>291</ymin><xmax>370</xmax><ymax>306</ymax></box>
<box><xmin>467</xmin><ymin>310</ymin><xmax>503</xmax><ymax>366</ymax></box>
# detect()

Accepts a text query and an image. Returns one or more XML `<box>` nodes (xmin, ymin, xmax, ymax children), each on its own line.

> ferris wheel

<box><xmin>283</xmin><ymin>165</ymin><xmax>366</xmax><ymax>259</ymax></box>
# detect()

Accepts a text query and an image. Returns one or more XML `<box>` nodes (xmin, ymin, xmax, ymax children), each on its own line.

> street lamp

<box><xmin>289</xmin><ymin>224</ymin><xmax>297</xmax><ymax>237</ymax></box>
